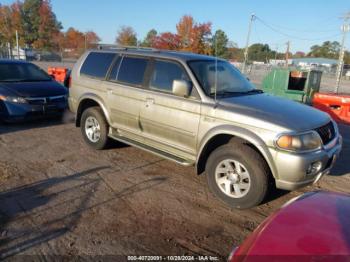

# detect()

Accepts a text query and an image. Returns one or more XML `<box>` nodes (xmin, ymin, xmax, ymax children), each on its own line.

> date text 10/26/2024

<box><xmin>127</xmin><ymin>255</ymin><xmax>220</xmax><ymax>261</ymax></box>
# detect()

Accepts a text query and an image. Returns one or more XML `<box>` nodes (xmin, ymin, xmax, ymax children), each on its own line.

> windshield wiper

<box><xmin>16</xmin><ymin>79</ymin><xmax>51</xmax><ymax>82</ymax></box>
<box><xmin>210</xmin><ymin>89</ymin><xmax>263</xmax><ymax>98</ymax></box>
<box><xmin>0</xmin><ymin>79</ymin><xmax>51</xmax><ymax>82</ymax></box>
<box><xmin>210</xmin><ymin>91</ymin><xmax>236</xmax><ymax>97</ymax></box>
<box><xmin>245</xmin><ymin>89</ymin><xmax>264</xmax><ymax>94</ymax></box>
<box><xmin>0</xmin><ymin>79</ymin><xmax>20</xmax><ymax>82</ymax></box>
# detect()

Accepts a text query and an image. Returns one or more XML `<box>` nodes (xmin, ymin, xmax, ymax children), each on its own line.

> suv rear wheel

<box><xmin>81</xmin><ymin>107</ymin><xmax>109</xmax><ymax>150</ymax></box>
<box><xmin>206</xmin><ymin>141</ymin><xmax>269</xmax><ymax>209</ymax></box>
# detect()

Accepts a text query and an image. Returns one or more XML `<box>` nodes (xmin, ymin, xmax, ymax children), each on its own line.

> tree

<box><xmin>176</xmin><ymin>15</ymin><xmax>193</xmax><ymax>50</ymax></box>
<box><xmin>191</xmin><ymin>22</ymin><xmax>212</xmax><ymax>54</ymax></box>
<box><xmin>248</xmin><ymin>43</ymin><xmax>273</xmax><ymax>62</ymax></box>
<box><xmin>64</xmin><ymin>27</ymin><xmax>85</xmax><ymax>50</ymax></box>
<box><xmin>116</xmin><ymin>26</ymin><xmax>137</xmax><ymax>46</ymax></box>
<box><xmin>0</xmin><ymin>0</ymin><xmax>62</xmax><ymax>50</ymax></box>
<box><xmin>33</xmin><ymin>0</ymin><xmax>62</xmax><ymax>50</ymax></box>
<box><xmin>0</xmin><ymin>2</ymin><xmax>24</xmax><ymax>48</ymax></box>
<box><xmin>345</xmin><ymin>51</ymin><xmax>350</xmax><ymax>65</ymax></box>
<box><xmin>227</xmin><ymin>47</ymin><xmax>244</xmax><ymax>61</ymax></box>
<box><xmin>176</xmin><ymin>15</ymin><xmax>212</xmax><ymax>54</ymax></box>
<box><xmin>85</xmin><ymin>31</ymin><xmax>101</xmax><ymax>48</ymax></box>
<box><xmin>0</xmin><ymin>5</ymin><xmax>14</xmax><ymax>46</ymax></box>
<box><xmin>152</xmin><ymin>32</ymin><xmax>181</xmax><ymax>50</ymax></box>
<box><xmin>211</xmin><ymin>29</ymin><xmax>229</xmax><ymax>58</ymax></box>
<box><xmin>21</xmin><ymin>0</ymin><xmax>61</xmax><ymax>49</ymax></box>
<box><xmin>293</xmin><ymin>51</ymin><xmax>305</xmax><ymax>58</ymax></box>
<box><xmin>58</xmin><ymin>27</ymin><xmax>100</xmax><ymax>57</ymax></box>
<box><xmin>21</xmin><ymin>0</ymin><xmax>41</xmax><ymax>46</ymax></box>
<box><xmin>141</xmin><ymin>29</ymin><xmax>157</xmax><ymax>47</ymax></box>
<box><xmin>308</xmin><ymin>41</ymin><xmax>340</xmax><ymax>59</ymax></box>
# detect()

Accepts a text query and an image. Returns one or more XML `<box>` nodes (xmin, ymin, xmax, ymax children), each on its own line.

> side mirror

<box><xmin>172</xmin><ymin>80</ymin><xmax>191</xmax><ymax>97</ymax></box>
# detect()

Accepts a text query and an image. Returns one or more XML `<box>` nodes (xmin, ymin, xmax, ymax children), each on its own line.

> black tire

<box><xmin>206</xmin><ymin>141</ymin><xmax>270</xmax><ymax>209</ymax></box>
<box><xmin>80</xmin><ymin>107</ymin><xmax>109</xmax><ymax>150</ymax></box>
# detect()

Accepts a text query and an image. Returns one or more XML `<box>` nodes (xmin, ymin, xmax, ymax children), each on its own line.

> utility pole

<box><xmin>285</xmin><ymin>41</ymin><xmax>290</xmax><ymax>68</ymax></box>
<box><xmin>335</xmin><ymin>12</ymin><xmax>350</xmax><ymax>93</ymax></box>
<box><xmin>16</xmin><ymin>30</ymin><xmax>20</xmax><ymax>60</ymax></box>
<box><xmin>274</xmin><ymin>44</ymin><xmax>279</xmax><ymax>63</ymax></box>
<box><xmin>242</xmin><ymin>13</ymin><xmax>255</xmax><ymax>74</ymax></box>
<box><xmin>7</xmin><ymin>42</ymin><xmax>11</xmax><ymax>59</ymax></box>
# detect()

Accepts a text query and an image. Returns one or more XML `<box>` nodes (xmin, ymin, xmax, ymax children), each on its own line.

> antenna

<box><xmin>214</xmin><ymin>35</ymin><xmax>218</xmax><ymax>104</ymax></box>
<box><xmin>335</xmin><ymin>11</ymin><xmax>350</xmax><ymax>93</ymax></box>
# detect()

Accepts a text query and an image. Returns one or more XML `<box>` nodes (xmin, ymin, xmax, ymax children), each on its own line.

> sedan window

<box><xmin>0</xmin><ymin>63</ymin><xmax>51</xmax><ymax>82</ymax></box>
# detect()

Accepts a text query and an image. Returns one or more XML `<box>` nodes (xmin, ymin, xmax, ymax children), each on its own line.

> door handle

<box><xmin>145</xmin><ymin>98</ymin><xmax>154</xmax><ymax>107</ymax></box>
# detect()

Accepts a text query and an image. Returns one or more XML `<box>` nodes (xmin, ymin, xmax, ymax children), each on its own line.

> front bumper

<box><xmin>0</xmin><ymin>100</ymin><xmax>67</xmax><ymax>122</ymax></box>
<box><xmin>271</xmin><ymin>135</ymin><xmax>342</xmax><ymax>191</ymax></box>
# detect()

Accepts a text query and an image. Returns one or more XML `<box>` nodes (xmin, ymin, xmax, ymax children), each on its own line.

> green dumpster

<box><xmin>262</xmin><ymin>69</ymin><xmax>322</xmax><ymax>104</ymax></box>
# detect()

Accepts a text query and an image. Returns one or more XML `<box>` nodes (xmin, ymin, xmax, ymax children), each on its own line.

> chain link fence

<box><xmin>0</xmin><ymin>45</ymin><xmax>85</xmax><ymax>62</ymax></box>
<box><xmin>233</xmin><ymin>63</ymin><xmax>350</xmax><ymax>93</ymax></box>
<box><xmin>0</xmin><ymin>45</ymin><xmax>10</xmax><ymax>59</ymax></box>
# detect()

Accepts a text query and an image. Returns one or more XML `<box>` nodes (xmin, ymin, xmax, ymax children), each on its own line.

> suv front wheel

<box><xmin>81</xmin><ymin>107</ymin><xmax>109</xmax><ymax>150</ymax></box>
<box><xmin>206</xmin><ymin>141</ymin><xmax>270</xmax><ymax>209</ymax></box>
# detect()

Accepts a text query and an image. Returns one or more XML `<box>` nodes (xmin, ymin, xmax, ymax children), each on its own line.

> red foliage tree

<box><xmin>176</xmin><ymin>15</ymin><xmax>212</xmax><ymax>54</ymax></box>
<box><xmin>152</xmin><ymin>32</ymin><xmax>181</xmax><ymax>50</ymax></box>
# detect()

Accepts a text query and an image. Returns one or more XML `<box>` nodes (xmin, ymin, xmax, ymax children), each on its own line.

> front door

<box><xmin>139</xmin><ymin>59</ymin><xmax>201</xmax><ymax>161</ymax></box>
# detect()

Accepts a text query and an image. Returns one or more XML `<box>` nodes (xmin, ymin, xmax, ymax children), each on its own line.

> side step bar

<box><xmin>108</xmin><ymin>134</ymin><xmax>194</xmax><ymax>167</ymax></box>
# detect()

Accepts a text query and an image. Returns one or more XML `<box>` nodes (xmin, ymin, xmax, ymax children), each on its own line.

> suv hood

<box><xmin>218</xmin><ymin>93</ymin><xmax>329</xmax><ymax>132</ymax></box>
<box><xmin>0</xmin><ymin>81</ymin><xmax>67</xmax><ymax>98</ymax></box>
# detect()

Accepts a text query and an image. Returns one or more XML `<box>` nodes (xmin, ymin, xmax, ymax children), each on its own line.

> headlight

<box><xmin>275</xmin><ymin>131</ymin><xmax>322</xmax><ymax>152</ymax></box>
<box><xmin>0</xmin><ymin>95</ymin><xmax>27</xmax><ymax>104</ymax></box>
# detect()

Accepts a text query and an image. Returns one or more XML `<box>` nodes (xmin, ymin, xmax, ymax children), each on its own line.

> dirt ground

<box><xmin>0</xmin><ymin>112</ymin><xmax>349</xmax><ymax>261</ymax></box>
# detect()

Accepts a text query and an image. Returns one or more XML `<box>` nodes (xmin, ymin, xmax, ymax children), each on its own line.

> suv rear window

<box><xmin>80</xmin><ymin>52</ymin><xmax>115</xmax><ymax>79</ymax></box>
<box><xmin>117</xmin><ymin>56</ymin><xmax>148</xmax><ymax>86</ymax></box>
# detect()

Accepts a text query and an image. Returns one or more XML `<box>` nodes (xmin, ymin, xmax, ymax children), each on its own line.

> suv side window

<box><xmin>117</xmin><ymin>56</ymin><xmax>149</xmax><ymax>86</ymax></box>
<box><xmin>80</xmin><ymin>52</ymin><xmax>116</xmax><ymax>79</ymax></box>
<box><xmin>149</xmin><ymin>60</ymin><xmax>190</xmax><ymax>93</ymax></box>
<box><xmin>108</xmin><ymin>56</ymin><xmax>122</xmax><ymax>81</ymax></box>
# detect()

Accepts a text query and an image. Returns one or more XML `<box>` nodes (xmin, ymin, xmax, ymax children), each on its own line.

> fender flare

<box><xmin>196</xmin><ymin>124</ymin><xmax>278</xmax><ymax>179</ymax></box>
<box><xmin>76</xmin><ymin>93</ymin><xmax>111</xmax><ymax>126</ymax></box>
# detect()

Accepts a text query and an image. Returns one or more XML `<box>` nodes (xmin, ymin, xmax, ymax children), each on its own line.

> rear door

<box><xmin>103</xmin><ymin>55</ymin><xmax>150</xmax><ymax>142</ymax></box>
<box><xmin>139</xmin><ymin>59</ymin><xmax>201</xmax><ymax>161</ymax></box>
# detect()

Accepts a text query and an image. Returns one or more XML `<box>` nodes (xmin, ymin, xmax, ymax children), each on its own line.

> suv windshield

<box><xmin>0</xmin><ymin>63</ymin><xmax>52</xmax><ymax>82</ymax></box>
<box><xmin>188</xmin><ymin>60</ymin><xmax>257</xmax><ymax>97</ymax></box>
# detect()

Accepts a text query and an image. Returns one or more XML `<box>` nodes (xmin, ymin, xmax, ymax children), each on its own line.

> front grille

<box><xmin>315</xmin><ymin>122</ymin><xmax>336</xmax><ymax>145</ymax></box>
<box><xmin>26</xmin><ymin>97</ymin><xmax>46</xmax><ymax>105</ymax></box>
<box><xmin>26</xmin><ymin>95</ymin><xmax>66</xmax><ymax>105</ymax></box>
<box><xmin>49</xmin><ymin>96</ymin><xmax>66</xmax><ymax>103</ymax></box>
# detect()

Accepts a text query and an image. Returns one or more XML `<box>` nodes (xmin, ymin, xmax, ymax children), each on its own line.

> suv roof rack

<box><xmin>97</xmin><ymin>44</ymin><xmax>159</xmax><ymax>52</ymax></box>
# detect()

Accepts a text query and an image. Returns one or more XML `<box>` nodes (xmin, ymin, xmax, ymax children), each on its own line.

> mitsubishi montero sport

<box><xmin>69</xmin><ymin>48</ymin><xmax>342</xmax><ymax>209</ymax></box>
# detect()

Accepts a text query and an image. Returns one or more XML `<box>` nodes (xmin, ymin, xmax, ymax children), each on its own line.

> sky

<box><xmin>1</xmin><ymin>0</ymin><xmax>349</xmax><ymax>53</ymax></box>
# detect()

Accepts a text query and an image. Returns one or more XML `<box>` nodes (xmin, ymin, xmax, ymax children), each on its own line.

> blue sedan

<box><xmin>0</xmin><ymin>60</ymin><xmax>68</xmax><ymax>122</ymax></box>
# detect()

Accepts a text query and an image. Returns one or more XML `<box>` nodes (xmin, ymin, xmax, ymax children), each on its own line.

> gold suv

<box><xmin>69</xmin><ymin>48</ymin><xmax>342</xmax><ymax>209</ymax></box>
